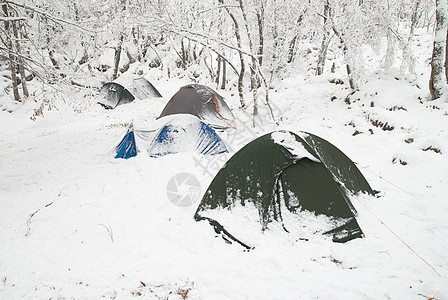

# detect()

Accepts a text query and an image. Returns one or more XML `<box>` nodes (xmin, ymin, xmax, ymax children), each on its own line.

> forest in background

<box><xmin>1</xmin><ymin>0</ymin><xmax>447</xmax><ymax>121</ymax></box>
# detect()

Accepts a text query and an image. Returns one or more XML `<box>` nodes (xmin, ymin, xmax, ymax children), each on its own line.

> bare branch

<box><xmin>197</xmin><ymin>4</ymin><xmax>239</xmax><ymax>15</ymax></box>
<box><xmin>5</xmin><ymin>0</ymin><xmax>98</xmax><ymax>33</ymax></box>
<box><xmin>0</xmin><ymin>16</ymin><xmax>26</xmax><ymax>21</ymax></box>
<box><xmin>169</xmin><ymin>27</ymin><xmax>240</xmax><ymax>76</ymax></box>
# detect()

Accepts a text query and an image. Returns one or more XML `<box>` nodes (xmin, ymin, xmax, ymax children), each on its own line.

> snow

<box><xmin>271</xmin><ymin>131</ymin><xmax>321</xmax><ymax>162</ymax></box>
<box><xmin>1</xmin><ymin>33</ymin><xmax>448</xmax><ymax>300</ymax></box>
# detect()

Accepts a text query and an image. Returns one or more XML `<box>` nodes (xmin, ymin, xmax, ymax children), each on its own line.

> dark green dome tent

<box><xmin>195</xmin><ymin>130</ymin><xmax>374</xmax><ymax>248</ymax></box>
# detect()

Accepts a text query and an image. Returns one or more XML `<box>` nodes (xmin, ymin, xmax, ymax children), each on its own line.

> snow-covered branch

<box><xmin>0</xmin><ymin>16</ymin><xmax>26</xmax><ymax>21</ymax></box>
<box><xmin>5</xmin><ymin>0</ymin><xmax>98</xmax><ymax>33</ymax></box>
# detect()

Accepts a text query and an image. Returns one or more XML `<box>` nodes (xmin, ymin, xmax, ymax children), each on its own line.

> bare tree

<box><xmin>255</xmin><ymin>1</ymin><xmax>264</xmax><ymax>67</ymax></box>
<box><xmin>12</xmin><ymin>20</ymin><xmax>29</xmax><ymax>97</ymax></box>
<box><xmin>238</xmin><ymin>0</ymin><xmax>261</xmax><ymax>125</ymax></box>
<box><xmin>221</xmin><ymin>56</ymin><xmax>226</xmax><ymax>89</ymax></box>
<box><xmin>446</xmin><ymin>26</ymin><xmax>448</xmax><ymax>83</ymax></box>
<box><xmin>329</xmin><ymin>6</ymin><xmax>357</xmax><ymax>90</ymax></box>
<box><xmin>112</xmin><ymin>0</ymin><xmax>127</xmax><ymax>80</ymax></box>
<box><xmin>316</xmin><ymin>0</ymin><xmax>331</xmax><ymax>76</ymax></box>
<box><xmin>429</xmin><ymin>0</ymin><xmax>447</xmax><ymax>100</ymax></box>
<box><xmin>2</xmin><ymin>1</ymin><xmax>20</xmax><ymax>101</ymax></box>
<box><xmin>1</xmin><ymin>0</ymin><xmax>104</xmax><ymax>92</ymax></box>
<box><xmin>287</xmin><ymin>33</ymin><xmax>298</xmax><ymax>64</ymax></box>
<box><xmin>215</xmin><ymin>55</ymin><xmax>222</xmax><ymax>85</ymax></box>
<box><xmin>332</xmin><ymin>26</ymin><xmax>356</xmax><ymax>90</ymax></box>
<box><xmin>287</xmin><ymin>7</ymin><xmax>306</xmax><ymax>64</ymax></box>
<box><xmin>219</xmin><ymin>0</ymin><xmax>246</xmax><ymax>107</ymax></box>
<box><xmin>112</xmin><ymin>33</ymin><xmax>124</xmax><ymax>80</ymax></box>
<box><xmin>400</xmin><ymin>0</ymin><xmax>422</xmax><ymax>76</ymax></box>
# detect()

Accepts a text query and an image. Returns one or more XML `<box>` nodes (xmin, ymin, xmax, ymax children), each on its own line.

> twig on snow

<box><xmin>98</xmin><ymin>222</ymin><xmax>114</xmax><ymax>243</ymax></box>
<box><xmin>25</xmin><ymin>188</ymin><xmax>64</xmax><ymax>237</ymax></box>
<box><xmin>25</xmin><ymin>201</ymin><xmax>54</xmax><ymax>237</ymax></box>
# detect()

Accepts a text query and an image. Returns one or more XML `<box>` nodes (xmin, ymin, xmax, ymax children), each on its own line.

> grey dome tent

<box><xmin>98</xmin><ymin>77</ymin><xmax>162</xmax><ymax>109</ymax></box>
<box><xmin>99</xmin><ymin>82</ymin><xmax>134</xmax><ymax>109</ymax></box>
<box><xmin>159</xmin><ymin>84</ymin><xmax>234</xmax><ymax>129</ymax></box>
<box><xmin>195</xmin><ymin>130</ymin><xmax>374</xmax><ymax>248</ymax></box>
<box><xmin>129</xmin><ymin>77</ymin><xmax>162</xmax><ymax>99</ymax></box>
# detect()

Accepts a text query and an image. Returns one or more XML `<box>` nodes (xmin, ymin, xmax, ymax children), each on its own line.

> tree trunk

<box><xmin>237</xmin><ymin>57</ymin><xmax>245</xmax><ymax>107</ymax></box>
<box><xmin>252</xmin><ymin>86</ymin><xmax>258</xmax><ymax>127</ymax></box>
<box><xmin>180</xmin><ymin>39</ymin><xmax>188</xmax><ymax>69</ymax></box>
<box><xmin>2</xmin><ymin>3</ymin><xmax>20</xmax><ymax>101</ymax></box>
<box><xmin>13</xmin><ymin>20</ymin><xmax>29</xmax><ymax>97</ymax></box>
<box><xmin>264</xmin><ymin>84</ymin><xmax>276</xmax><ymax>125</ymax></box>
<box><xmin>384</xmin><ymin>30</ymin><xmax>395</xmax><ymax>72</ymax></box>
<box><xmin>204</xmin><ymin>54</ymin><xmax>215</xmax><ymax>81</ymax></box>
<box><xmin>221</xmin><ymin>58</ymin><xmax>226</xmax><ymax>89</ymax></box>
<box><xmin>216</xmin><ymin>56</ymin><xmax>221</xmax><ymax>85</ymax></box>
<box><xmin>112</xmin><ymin>33</ymin><xmax>124</xmax><ymax>80</ymax></box>
<box><xmin>220</xmin><ymin>0</ymin><xmax>246</xmax><ymax>107</ymax></box>
<box><xmin>287</xmin><ymin>35</ymin><xmax>298</xmax><ymax>63</ymax></box>
<box><xmin>316</xmin><ymin>0</ymin><xmax>330</xmax><ymax>75</ymax></box>
<box><xmin>112</xmin><ymin>0</ymin><xmax>127</xmax><ymax>80</ymax></box>
<box><xmin>345</xmin><ymin>61</ymin><xmax>356</xmax><ymax>90</ymax></box>
<box><xmin>287</xmin><ymin>15</ymin><xmax>303</xmax><ymax>64</ymax></box>
<box><xmin>256</xmin><ymin>2</ymin><xmax>264</xmax><ymax>67</ymax></box>
<box><xmin>429</xmin><ymin>0</ymin><xmax>447</xmax><ymax>100</ymax></box>
<box><xmin>239</xmin><ymin>0</ymin><xmax>259</xmax><ymax>123</ymax></box>
<box><xmin>332</xmin><ymin>25</ymin><xmax>357</xmax><ymax>90</ymax></box>
<box><xmin>78</xmin><ymin>44</ymin><xmax>89</xmax><ymax>65</ymax></box>
<box><xmin>73</xmin><ymin>2</ymin><xmax>80</xmax><ymax>21</ymax></box>
<box><xmin>9</xmin><ymin>56</ymin><xmax>20</xmax><ymax>101</ymax></box>
<box><xmin>316</xmin><ymin>34</ymin><xmax>330</xmax><ymax>75</ymax></box>
<box><xmin>445</xmin><ymin>26</ymin><xmax>448</xmax><ymax>83</ymax></box>
<box><xmin>400</xmin><ymin>0</ymin><xmax>422</xmax><ymax>76</ymax></box>
<box><xmin>44</xmin><ymin>20</ymin><xmax>59</xmax><ymax>70</ymax></box>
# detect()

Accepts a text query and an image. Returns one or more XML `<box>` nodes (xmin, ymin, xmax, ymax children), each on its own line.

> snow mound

<box><xmin>271</xmin><ymin>131</ymin><xmax>320</xmax><ymax>162</ymax></box>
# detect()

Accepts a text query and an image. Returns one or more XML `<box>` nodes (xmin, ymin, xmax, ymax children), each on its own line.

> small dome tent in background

<box><xmin>98</xmin><ymin>77</ymin><xmax>162</xmax><ymax>109</ymax></box>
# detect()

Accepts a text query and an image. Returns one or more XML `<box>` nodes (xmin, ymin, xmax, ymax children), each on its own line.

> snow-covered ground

<box><xmin>1</xmin><ymin>31</ymin><xmax>447</xmax><ymax>299</ymax></box>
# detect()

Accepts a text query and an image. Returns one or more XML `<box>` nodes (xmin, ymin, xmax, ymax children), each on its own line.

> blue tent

<box><xmin>114</xmin><ymin>115</ymin><xmax>228</xmax><ymax>159</ymax></box>
<box><xmin>115</xmin><ymin>128</ymin><xmax>137</xmax><ymax>159</ymax></box>
<box><xmin>148</xmin><ymin>115</ymin><xmax>228</xmax><ymax>157</ymax></box>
